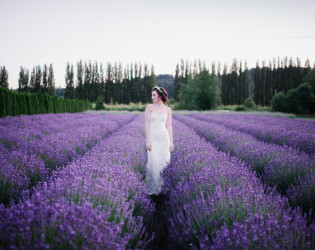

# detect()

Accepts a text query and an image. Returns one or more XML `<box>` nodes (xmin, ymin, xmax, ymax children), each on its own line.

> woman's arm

<box><xmin>145</xmin><ymin>105</ymin><xmax>152</xmax><ymax>151</ymax></box>
<box><xmin>166</xmin><ymin>108</ymin><xmax>174</xmax><ymax>152</ymax></box>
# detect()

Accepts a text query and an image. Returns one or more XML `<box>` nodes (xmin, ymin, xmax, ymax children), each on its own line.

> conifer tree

<box><xmin>174</xmin><ymin>64</ymin><xmax>181</xmax><ymax>101</ymax></box>
<box><xmin>254</xmin><ymin>61</ymin><xmax>261</xmax><ymax>105</ymax></box>
<box><xmin>47</xmin><ymin>64</ymin><xmax>55</xmax><ymax>96</ymax></box>
<box><xmin>84</xmin><ymin>62</ymin><xmax>92</xmax><ymax>101</ymax></box>
<box><xmin>75</xmin><ymin>60</ymin><xmax>84</xmax><ymax>99</ymax></box>
<box><xmin>105</xmin><ymin>63</ymin><xmax>113</xmax><ymax>103</ymax></box>
<box><xmin>42</xmin><ymin>64</ymin><xmax>48</xmax><ymax>94</ymax></box>
<box><xmin>64</xmin><ymin>62</ymin><xmax>75</xmax><ymax>99</ymax></box>
<box><xmin>221</xmin><ymin>64</ymin><xmax>228</xmax><ymax>105</ymax></box>
<box><xmin>243</xmin><ymin>62</ymin><xmax>250</xmax><ymax>103</ymax></box>
<box><xmin>34</xmin><ymin>66</ymin><xmax>42</xmax><ymax>93</ymax></box>
<box><xmin>18</xmin><ymin>67</ymin><xmax>29</xmax><ymax>92</ymax></box>
<box><xmin>0</xmin><ymin>66</ymin><xmax>9</xmax><ymax>89</ymax></box>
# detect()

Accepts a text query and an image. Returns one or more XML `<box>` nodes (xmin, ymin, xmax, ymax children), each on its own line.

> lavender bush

<box><xmin>174</xmin><ymin>114</ymin><xmax>315</xmax><ymax>218</ymax></box>
<box><xmin>162</xmin><ymin>119</ymin><xmax>314</xmax><ymax>249</ymax></box>
<box><xmin>0</xmin><ymin>115</ymin><xmax>152</xmax><ymax>249</ymax></box>
<box><xmin>0</xmin><ymin>113</ymin><xmax>135</xmax><ymax>205</ymax></box>
<box><xmin>190</xmin><ymin>113</ymin><xmax>315</xmax><ymax>154</ymax></box>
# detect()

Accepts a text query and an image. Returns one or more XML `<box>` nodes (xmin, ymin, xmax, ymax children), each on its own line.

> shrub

<box><xmin>271</xmin><ymin>92</ymin><xmax>288</xmax><ymax>113</ymax></box>
<box><xmin>244</xmin><ymin>97</ymin><xmax>256</xmax><ymax>109</ymax></box>
<box><xmin>234</xmin><ymin>105</ymin><xmax>247</xmax><ymax>111</ymax></box>
<box><xmin>95</xmin><ymin>95</ymin><xmax>105</xmax><ymax>110</ymax></box>
<box><xmin>287</xmin><ymin>83</ymin><xmax>315</xmax><ymax>114</ymax></box>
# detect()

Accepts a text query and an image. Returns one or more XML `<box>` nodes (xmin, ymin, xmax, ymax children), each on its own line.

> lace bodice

<box><xmin>150</xmin><ymin>112</ymin><xmax>167</xmax><ymax>132</ymax></box>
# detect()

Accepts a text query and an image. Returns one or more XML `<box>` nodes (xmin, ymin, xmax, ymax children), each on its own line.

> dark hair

<box><xmin>152</xmin><ymin>86</ymin><xmax>168</xmax><ymax>104</ymax></box>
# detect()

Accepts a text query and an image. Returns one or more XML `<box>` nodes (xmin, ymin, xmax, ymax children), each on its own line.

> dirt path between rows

<box><xmin>142</xmin><ymin>194</ymin><xmax>181</xmax><ymax>250</ymax></box>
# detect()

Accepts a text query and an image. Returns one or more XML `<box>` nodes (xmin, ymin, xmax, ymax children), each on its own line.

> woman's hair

<box><xmin>152</xmin><ymin>86</ymin><xmax>168</xmax><ymax>104</ymax></box>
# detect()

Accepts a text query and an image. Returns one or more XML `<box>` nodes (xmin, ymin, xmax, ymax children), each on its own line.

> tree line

<box><xmin>172</xmin><ymin>57</ymin><xmax>313</xmax><ymax>109</ymax></box>
<box><xmin>254</xmin><ymin>57</ymin><xmax>312</xmax><ymax>106</ymax></box>
<box><xmin>16</xmin><ymin>64</ymin><xmax>56</xmax><ymax>96</ymax></box>
<box><xmin>64</xmin><ymin>61</ymin><xmax>157</xmax><ymax>104</ymax></box>
<box><xmin>1</xmin><ymin>57</ymin><xmax>314</xmax><ymax>112</ymax></box>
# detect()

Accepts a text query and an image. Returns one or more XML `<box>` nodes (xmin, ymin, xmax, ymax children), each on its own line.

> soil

<box><xmin>142</xmin><ymin>193</ymin><xmax>181</xmax><ymax>250</ymax></box>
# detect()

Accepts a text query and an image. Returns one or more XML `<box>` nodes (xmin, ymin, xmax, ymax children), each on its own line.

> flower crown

<box><xmin>152</xmin><ymin>86</ymin><xmax>163</xmax><ymax>95</ymax></box>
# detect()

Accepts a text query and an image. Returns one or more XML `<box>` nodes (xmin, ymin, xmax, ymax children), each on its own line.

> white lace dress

<box><xmin>145</xmin><ymin>112</ymin><xmax>171</xmax><ymax>195</ymax></box>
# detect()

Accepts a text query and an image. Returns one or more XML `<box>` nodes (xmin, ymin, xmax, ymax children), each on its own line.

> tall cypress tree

<box><xmin>42</xmin><ymin>64</ymin><xmax>48</xmax><ymax>94</ymax></box>
<box><xmin>30</xmin><ymin>67</ymin><xmax>36</xmax><ymax>92</ymax></box>
<box><xmin>0</xmin><ymin>66</ymin><xmax>9</xmax><ymax>89</ymax></box>
<box><xmin>34</xmin><ymin>66</ymin><xmax>42</xmax><ymax>93</ymax></box>
<box><xmin>84</xmin><ymin>62</ymin><xmax>92</xmax><ymax>101</ymax></box>
<box><xmin>47</xmin><ymin>63</ymin><xmax>55</xmax><ymax>96</ymax></box>
<box><xmin>243</xmin><ymin>62</ymin><xmax>250</xmax><ymax>102</ymax></box>
<box><xmin>174</xmin><ymin>64</ymin><xmax>181</xmax><ymax>101</ymax></box>
<box><xmin>105</xmin><ymin>63</ymin><xmax>113</xmax><ymax>104</ymax></box>
<box><xmin>265</xmin><ymin>62</ymin><xmax>272</xmax><ymax>106</ymax></box>
<box><xmin>221</xmin><ymin>64</ymin><xmax>228</xmax><ymax>105</ymax></box>
<box><xmin>64</xmin><ymin>62</ymin><xmax>75</xmax><ymax>99</ymax></box>
<box><xmin>75</xmin><ymin>60</ymin><xmax>84</xmax><ymax>100</ymax></box>
<box><xmin>99</xmin><ymin>63</ymin><xmax>105</xmax><ymax>101</ymax></box>
<box><xmin>254</xmin><ymin>62</ymin><xmax>261</xmax><ymax>105</ymax></box>
<box><xmin>18</xmin><ymin>67</ymin><xmax>29</xmax><ymax>93</ymax></box>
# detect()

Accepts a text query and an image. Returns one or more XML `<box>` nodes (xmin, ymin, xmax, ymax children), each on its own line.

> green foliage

<box><xmin>234</xmin><ymin>105</ymin><xmax>247</xmax><ymax>111</ymax></box>
<box><xmin>95</xmin><ymin>95</ymin><xmax>105</xmax><ymax>110</ymax></box>
<box><xmin>303</xmin><ymin>69</ymin><xmax>315</xmax><ymax>93</ymax></box>
<box><xmin>178</xmin><ymin>70</ymin><xmax>221</xmax><ymax>110</ymax></box>
<box><xmin>271</xmin><ymin>83</ymin><xmax>315</xmax><ymax>114</ymax></box>
<box><xmin>287</xmin><ymin>82</ymin><xmax>315</xmax><ymax>114</ymax></box>
<box><xmin>271</xmin><ymin>92</ymin><xmax>288</xmax><ymax>113</ymax></box>
<box><xmin>0</xmin><ymin>66</ymin><xmax>9</xmax><ymax>89</ymax></box>
<box><xmin>0</xmin><ymin>86</ymin><xmax>91</xmax><ymax>118</ymax></box>
<box><xmin>244</xmin><ymin>97</ymin><xmax>256</xmax><ymax>109</ymax></box>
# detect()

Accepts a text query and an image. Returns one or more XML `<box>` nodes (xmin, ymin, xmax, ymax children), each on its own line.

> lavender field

<box><xmin>0</xmin><ymin>112</ymin><xmax>314</xmax><ymax>249</ymax></box>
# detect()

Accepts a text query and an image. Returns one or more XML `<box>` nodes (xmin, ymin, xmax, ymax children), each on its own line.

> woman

<box><xmin>145</xmin><ymin>86</ymin><xmax>174</xmax><ymax>195</ymax></box>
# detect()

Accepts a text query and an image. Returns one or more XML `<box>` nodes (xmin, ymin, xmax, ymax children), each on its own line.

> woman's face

<box><xmin>151</xmin><ymin>90</ymin><xmax>160</xmax><ymax>103</ymax></box>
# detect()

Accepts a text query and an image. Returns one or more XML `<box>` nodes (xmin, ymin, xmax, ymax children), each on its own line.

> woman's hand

<box><xmin>169</xmin><ymin>143</ymin><xmax>174</xmax><ymax>152</ymax></box>
<box><xmin>146</xmin><ymin>142</ymin><xmax>152</xmax><ymax>151</ymax></box>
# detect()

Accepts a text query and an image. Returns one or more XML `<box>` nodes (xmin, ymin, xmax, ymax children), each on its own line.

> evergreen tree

<box><xmin>105</xmin><ymin>63</ymin><xmax>113</xmax><ymax>103</ymax></box>
<box><xmin>42</xmin><ymin>64</ymin><xmax>48</xmax><ymax>94</ymax></box>
<box><xmin>18</xmin><ymin>67</ymin><xmax>29</xmax><ymax>93</ymax></box>
<box><xmin>84</xmin><ymin>62</ymin><xmax>92</xmax><ymax>101</ymax></box>
<box><xmin>99</xmin><ymin>63</ymin><xmax>105</xmax><ymax>101</ymax></box>
<box><xmin>265</xmin><ymin>62</ymin><xmax>272</xmax><ymax>106</ymax></box>
<box><xmin>221</xmin><ymin>64</ymin><xmax>228</xmax><ymax>105</ymax></box>
<box><xmin>150</xmin><ymin>65</ymin><xmax>157</xmax><ymax>89</ymax></box>
<box><xmin>260</xmin><ymin>61</ymin><xmax>266</xmax><ymax>106</ymax></box>
<box><xmin>238</xmin><ymin>61</ymin><xmax>243</xmax><ymax>104</ymax></box>
<box><xmin>254</xmin><ymin>61</ymin><xmax>261</xmax><ymax>105</ymax></box>
<box><xmin>174</xmin><ymin>64</ymin><xmax>181</xmax><ymax>101</ymax></box>
<box><xmin>0</xmin><ymin>66</ymin><xmax>9</xmax><ymax>89</ymax></box>
<box><xmin>34</xmin><ymin>66</ymin><xmax>42</xmax><ymax>93</ymax></box>
<box><xmin>64</xmin><ymin>62</ymin><xmax>75</xmax><ymax>99</ymax></box>
<box><xmin>75</xmin><ymin>60</ymin><xmax>84</xmax><ymax>99</ymax></box>
<box><xmin>47</xmin><ymin>64</ymin><xmax>55</xmax><ymax>96</ymax></box>
<box><xmin>243</xmin><ymin>62</ymin><xmax>250</xmax><ymax>103</ymax></box>
<box><xmin>229</xmin><ymin>58</ymin><xmax>238</xmax><ymax>105</ymax></box>
<box><xmin>30</xmin><ymin>67</ymin><xmax>36</xmax><ymax>92</ymax></box>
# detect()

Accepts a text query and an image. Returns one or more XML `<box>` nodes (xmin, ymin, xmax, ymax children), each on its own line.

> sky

<box><xmin>1</xmin><ymin>0</ymin><xmax>315</xmax><ymax>89</ymax></box>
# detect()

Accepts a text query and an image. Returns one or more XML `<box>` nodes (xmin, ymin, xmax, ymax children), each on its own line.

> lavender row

<box><xmin>174</xmin><ymin>114</ymin><xmax>315</xmax><ymax>217</ymax></box>
<box><xmin>190</xmin><ymin>113</ymin><xmax>315</xmax><ymax>154</ymax></box>
<box><xmin>0</xmin><ymin>115</ymin><xmax>152</xmax><ymax>249</ymax></box>
<box><xmin>162</xmin><ymin>119</ymin><xmax>314</xmax><ymax>248</ymax></box>
<box><xmin>0</xmin><ymin>113</ymin><xmax>135</xmax><ymax>205</ymax></box>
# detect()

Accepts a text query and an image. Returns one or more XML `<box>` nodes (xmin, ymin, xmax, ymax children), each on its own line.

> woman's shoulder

<box><xmin>145</xmin><ymin>104</ymin><xmax>153</xmax><ymax>112</ymax></box>
<box><xmin>165</xmin><ymin>105</ymin><xmax>172</xmax><ymax>113</ymax></box>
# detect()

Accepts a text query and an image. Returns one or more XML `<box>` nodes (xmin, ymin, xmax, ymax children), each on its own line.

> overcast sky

<box><xmin>1</xmin><ymin>0</ymin><xmax>315</xmax><ymax>89</ymax></box>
